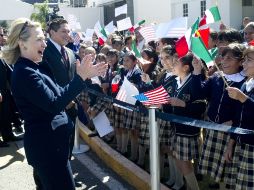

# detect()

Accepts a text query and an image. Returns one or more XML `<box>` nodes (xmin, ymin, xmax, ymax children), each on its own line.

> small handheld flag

<box><xmin>133</xmin><ymin>86</ymin><xmax>170</xmax><ymax>106</ymax></box>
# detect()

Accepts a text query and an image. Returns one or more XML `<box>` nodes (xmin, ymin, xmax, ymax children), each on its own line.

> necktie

<box><xmin>60</xmin><ymin>46</ymin><xmax>69</xmax><ymax>69</ymax></box>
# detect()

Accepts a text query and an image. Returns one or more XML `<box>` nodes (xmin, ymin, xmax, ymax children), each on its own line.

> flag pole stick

<box><xmin>212</xmin><ymin>61</ymin><xmax>229</xmax><ymax>87</ymax></box>
<box><xmin>148</xmin><ymin>106</ymin><xmax>160</xmax><ymax>190</ymax></box>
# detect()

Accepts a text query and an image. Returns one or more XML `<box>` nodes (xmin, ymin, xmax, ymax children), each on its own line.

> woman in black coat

<box><xmin>1</xmin><ymin>18</ymin><xmax>107</xmax><ymax>190</ymax></box>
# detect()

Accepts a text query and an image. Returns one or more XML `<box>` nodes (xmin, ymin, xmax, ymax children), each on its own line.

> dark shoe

<box><xmin>208</xmin><ymin>182</ymin><xmax>220</xmax><ymax>189</ymax></box>
<box><xmin>136</xmin><ymin>163</ymin><xmax>145</xmax><ymax>169</ymax></box>
<box><xmin>74</xmin><ymin>180</ymin><xmax>82</xmax><ymax>187</ymax></box>
<box><xmin>0</xmin><ymin>140</ymin><xmax>9</xmax><ymax>147</ymax></box>
<box><xmin>196</xmin><ymin>173</ymin><xmax>203</xmax><ymax>181</ymax></box>
<box><xmin>121</xmin><ymin>152</ymin><xmax>129</xmax><ymax>157</ymax></box>
<box><xmin>102</xmin><ymin>136</ymin><xmax>114</xmax><ymax>143</ymax></box>
<box><xmin>4</xmin><ymin>135</ymin><xmax>23</xmax><ymax>142</ymax></box>
<box><xmin>14</xmin><ymin>125</ymin><xmax>23</xmax><ymax>133</ymax></box>
<box><xmin>88</xmin><ymin>131</ymin><xmax>98</xmax><ymax>137</ymax></box>
<box><xmin>164</xmin><ymin>183</ymin><xmax>175</xmax><ymax>189</ymax></box>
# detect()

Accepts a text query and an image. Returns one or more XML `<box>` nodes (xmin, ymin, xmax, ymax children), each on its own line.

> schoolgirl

<box><xmin>116</xmin><ymin>52</ymin><xmax>142</xmax><ymax>159</ymax></box>
<box><xmin>192</xmin><ymin>43</ymin><xmax>246</xmax><ymax>189</ymax></box>
<box><xmin>225</xmin><ymin>45</ymin><xmax>254</xmax><ymax>190</ymax></box>
<box><xmin>169</xmin><ymin>53</ymin><xmax>206</xmax><ymax>190</ymax></box>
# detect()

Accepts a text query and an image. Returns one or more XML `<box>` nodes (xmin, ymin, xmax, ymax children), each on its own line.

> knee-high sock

<box><xmin>171</xmin><ymin>161</ymin><xmax>184</xmax><ymax>189</ymax></box>
<box><xmin>137</xmin><ymin>145</ymin><xmax>147</xmax><ymax>166</ymax></box>
<box><xmin>121</xmin><ymin>131</ymin><xmax>129</xmax><ymax>153</ymax></box>
<box><xmin>116</xmin><ymin>133</ymin><xmax>122</xmax><ymax>151</ymax></box>
<box><xmin>160</xmin><ymin>154</ymin><xmax>165</xmax><ymax>178</ymax></box>
<box><xmin>130</xmin><ymin>135</ymin><xmax>138</xmax><ymax>161</ymax></box>
<box><xmin>166</xmin><ymin>155</ymin><xmax>176</xmax><ymax>186</ymax></box>
<box><xmin>184</xmin><ymin>172</ymin><xmax>200</xmax><ymax>190</ymax></box>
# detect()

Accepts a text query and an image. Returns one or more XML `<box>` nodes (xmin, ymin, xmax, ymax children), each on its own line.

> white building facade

<box><xmin>90</xmin><ymin>0</ymin><xmax>254</xmax><ymax>30</ymax></box>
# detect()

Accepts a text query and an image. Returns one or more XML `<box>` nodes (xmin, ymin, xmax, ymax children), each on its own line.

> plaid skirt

<box><xmin>234</xmin><ymin>143</ymin><xmax>254</xmax><ymax>190</ymax></box>
<box><xmin>78</xmin><ymin>91</ymin><xmax>89</xmax><ymax>104</ymax></box>
<box><xmin>198</xmin><ymin>130</ymin><xmax>232</xmax><ymax>182</ymax></box>
<box><xmin>91</xmin><ymin>100</ymin><xmax>114</xmax><ymax>124</ymax></box>
<box><xmin>172</xmin><ymin>135</ymin><xmax>200</xmax><ymax>161</ymax></box>
<box><xmin>123</xmin><ymin>109</ymin><xmax>141</xmax><ymax>130</ymax></box>
<box><xmin>224</xmin><ymin>143</ymin><xmax>241</xmax><ymax>190</ymax></box>
<box><xmin>138</xmin><ymin>115</ymin><xmax>173</xmax><ymax>148</ymax></box>
<box><xmin>113</xmin><ymin>106</ymin><xmax>125</xmax><ymax>128</ymax></box>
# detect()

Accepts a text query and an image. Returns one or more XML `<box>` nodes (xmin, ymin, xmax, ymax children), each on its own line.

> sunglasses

<box><xmin>19</xmin><ymin>21</ymin><xmax>29</xmax><ymax>38</ymax></box>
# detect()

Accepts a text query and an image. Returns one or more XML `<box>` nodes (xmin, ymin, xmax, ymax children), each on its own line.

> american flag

<box><xmin>72</xmin><ymin>32</ymin><xmax>81</xmax><ymax>45</ymax></box>
<box><xmin>133</xmin><ymin>85</ymin><xmax>170</xmax><ymax>106</ymax></box>
<box><xmin>114</xmin><ymin>77</ymin><xmax>139</xmax><ymax>110</ymax></box>
<box><xmin>139</xmin><ymin>26</ymin><xmax>156</xmax><ymax>43</ymax></box>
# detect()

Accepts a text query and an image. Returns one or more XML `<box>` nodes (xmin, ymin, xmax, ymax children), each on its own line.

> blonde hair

<box><xmin>243</xmin><ymin>45</ymin><xmax>254</xmax><ymax>56</ymax></box>
<box><xmin>84</xmin><ymin>47</ymin><xmax>96</xmax><ymax>55</ymax></box>
<box><xmin>1</xmin><ymin>18</ymin><xmax>41</xmax><ymax>65</ymax></box>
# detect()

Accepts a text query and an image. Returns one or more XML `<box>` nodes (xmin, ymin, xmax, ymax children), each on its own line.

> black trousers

<box><xmin>0</xmin><ymin>92</ymin><xmax>14</xmax><ymax>140</ymax></box>
<box><xmin>33</xmin><ymin>161</ymin><xmax>75</xmax><ymax>190</ymax></box>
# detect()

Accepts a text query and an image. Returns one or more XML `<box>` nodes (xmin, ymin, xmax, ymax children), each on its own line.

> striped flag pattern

<box><xmin>116</xmin><ymin>87</ymin><xmax>128</xmax><ymax>102</ymax></box>
<box><xmin>167</xmin><ymin>27</ymin><xmax>187</xmax><ymax>38</ymax></box>
<box><xmin>133</xmin><ymin>86</ymin><xmax>170</xmax><ymax>106</ymax></box>
<box><xmin>139</xmin><ymin>26</ymin><xmax>156</xmax><ymax>43</ymax></box>
<box><xmin>114</xmin><ymin>77</ymin><xmax>139</xmax><ymax>110</ymax></box>
<box><xmin>72</xmin><ymin>32</ymin><xmax>81</xmax><ymax>45</ymax></box>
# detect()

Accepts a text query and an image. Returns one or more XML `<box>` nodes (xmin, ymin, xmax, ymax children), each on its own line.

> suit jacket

<box><xmin>11</xmin><ymin>57</ymin><xmax>85</xmax><ymax>166</ymax></box>
<box><xmin>40</xmin><ymin>40</ymin><xmax>76</xmax><ymax>87</ymax></box>
<box><xmin>0</xmin><ymin>59</ymin><xmax>12</xmax><ymax>94</ymax></box>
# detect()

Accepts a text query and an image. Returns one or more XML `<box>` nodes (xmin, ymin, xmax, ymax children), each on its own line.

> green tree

<box><xmin>30</xmin><ymin>0</ymin><xmax>49</xmax><ymax>29</ymax></box>
<box><xmin>0</xmin><ymin>20</ymin><xmax>8</xmax><ymax>28</ymax></box>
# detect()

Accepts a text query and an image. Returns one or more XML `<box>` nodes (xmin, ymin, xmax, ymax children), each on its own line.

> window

<box><xmin>201</xmin><ymin>0</ymin><xmax>206</xmax><ymax>17</ymax></box>
<box><xmin>183</xmin><ymin>3</ymin><xmax>188</xmax><ymax>17</ymax></box>
<box><xmin>243</xmin><ymin>0</ymin><xmax>252</xmax><ymax>6</ymax></box>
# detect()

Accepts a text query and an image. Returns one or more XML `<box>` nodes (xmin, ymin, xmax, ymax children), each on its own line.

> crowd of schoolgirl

<box><xmin>74</xmin><ymin>20</ymin><xmax>254</xmax><ymax>190</ymax></box>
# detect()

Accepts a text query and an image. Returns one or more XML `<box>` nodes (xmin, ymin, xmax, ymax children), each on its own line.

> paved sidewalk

<box><xmin>0</xmin><ymin>139</ymin><xmax>135</xmax><ymax>190</ymax></box>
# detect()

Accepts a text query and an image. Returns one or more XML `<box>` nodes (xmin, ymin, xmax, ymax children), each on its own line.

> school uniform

<box><xmin>120</xmin><ymin>66</ymin><xmax>142</xmax><ymax>130</ymax></box>
<box><xmin>230</xmin><ymin>78</ymin><xmax>254</xmax><ymax>190</ymax></box>
<box><xmin>11</xmin><ymin>57</ymin><xmax>86</xmax><ymax>190</ymax></box>
<box><xmin>139</xmin><ymin>71</ymin><xmax>177</xmax><ymax>147</ymax></box>
<box><xmin>170</xmin><ymin>74</ymin><xmax>206</xmax><ymax>161</ymax></box>
<box><xmin>138</xmin><ymin>69</ymin><xmax>160</xmax><ymax>146</ymax></box>
<box><xmin>87</xmin><ymin>64</ymin><xmax>120</xmax><ymax>125</ymax></box>
<box><xmin>191</xmin><ymin>72</ymin><xmax>246</xmax><ymax>183</ymax></box>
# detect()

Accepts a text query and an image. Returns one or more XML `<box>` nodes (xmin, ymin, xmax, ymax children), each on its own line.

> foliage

<box><xmin>0</xmin><ymin>20</ymin><xmax>8</xmax><ymax>28</ymax></box>
<box><xmin>30</xmin><ymin>0</ymin><xmax>49</xmax><ymax>29</ymax></box>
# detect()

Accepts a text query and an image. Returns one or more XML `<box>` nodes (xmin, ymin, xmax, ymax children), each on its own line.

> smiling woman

<box><xmin>0</xmin><ymin>18</ymin><xmax>108</xmax><ymax>190</ymax></box>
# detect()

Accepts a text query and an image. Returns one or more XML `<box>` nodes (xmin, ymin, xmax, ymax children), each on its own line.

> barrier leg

<box><xmin>72</xmin><ymin>118</ymin><xmax>90</xmax><ymax>154</ymax></box>
<box><xmin>149</xmin><ymin>107</ymin><xmax>160</xmax><ymax>190</ymax></box>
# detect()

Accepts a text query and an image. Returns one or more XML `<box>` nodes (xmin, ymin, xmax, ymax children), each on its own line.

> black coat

<box><xmin>11</xmin><ymin>57</ymin><xmax>85</xmax><ymax>166</ymax></box>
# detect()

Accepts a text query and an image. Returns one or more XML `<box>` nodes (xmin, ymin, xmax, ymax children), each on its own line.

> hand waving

<box><xmin>76</xmin><ymin>55</ymin><xmax>108</xmax><ymax>81</ymax></box>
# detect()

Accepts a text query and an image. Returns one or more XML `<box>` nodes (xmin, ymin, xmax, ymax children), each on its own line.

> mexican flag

<box><xmin>199</xmin><ymin>6</ymin><xmax>221</xmax><ymax>27</ymax></box>
<box><xmin>191</xmin><ymin>33</ymin><xmax>217</xmax><ymax>68</ymax></box>
<box><xmin>196</xmin><ymin>27</ymin><xmax>210</xmax><ymax>48</ymax></box>
<box><xmin>175</xmin><ymin>18</ymin><xmax>199</xmax><ymax>58</ymax></box>
<box><xmin>129</xmin><ymin>20</ymin><xmax>146</xmax><ymax>33</ymax></box>
<box><xmin>94</xmin><ymin>21</ymin><xmax>108</xmax><ymax>45</ymax></box>
<box><xmin>131</xmin><ymin>40</ymin><xmax>141</xmax><ymax>58</ymax></box>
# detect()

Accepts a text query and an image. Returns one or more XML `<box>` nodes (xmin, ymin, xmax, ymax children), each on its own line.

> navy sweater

<box><xmin>170</xmin><ymin>75</ymin><xmax>206</xmax><ymax>136</ymax></box>
<box><xmin>191</xmin><ymin>73</ymin><xmax>245</xmax><ymax>124</ymax></box>
<box><xmin>231</xmin><ymin>83</ymin><xmax>254</xmax><ymax>145</ymax></box>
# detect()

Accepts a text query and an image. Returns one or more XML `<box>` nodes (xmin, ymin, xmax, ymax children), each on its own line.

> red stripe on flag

<box><xmin>199</xmin><ymin>15</ymin><xmax>207</xmax><ymax>27</ymax></box>
<box><xmin>175</xmin><ymin>36</ymin><xmax>189</xmax><ymax>58</ymax></box>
